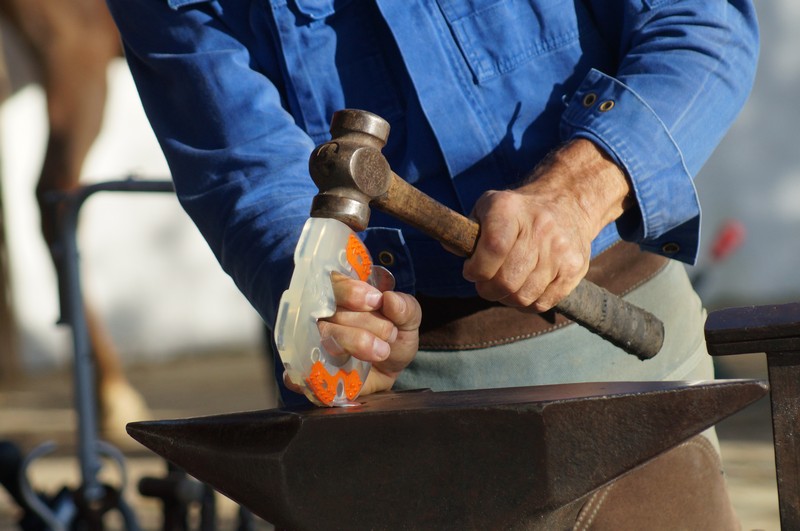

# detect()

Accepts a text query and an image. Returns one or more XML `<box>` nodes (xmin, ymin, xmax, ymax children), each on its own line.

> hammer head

<box><xmin>308</xmin><ymin>109</ymin><xmax>393</xmax><ymax>231</ymax></box>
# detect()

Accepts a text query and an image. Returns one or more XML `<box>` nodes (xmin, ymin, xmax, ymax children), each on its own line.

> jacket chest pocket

<box><xmin>436</xmin><ymin>0</ymin><xmax>591</xmax><ymax>83</ymax></box>
<box><xmin>269</xmin><ymin>0</ymin><xmax>403</xmax><ymax>142</ymax></box>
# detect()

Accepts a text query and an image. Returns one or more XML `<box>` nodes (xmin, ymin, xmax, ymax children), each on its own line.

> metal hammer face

<box><xmin>308</xmin><ymin>110</ymin><xmax>393</xmax><ymax>232</ymax></box>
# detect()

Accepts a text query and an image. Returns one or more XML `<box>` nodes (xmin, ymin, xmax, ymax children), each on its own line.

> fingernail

<box><xmin>388</xmin><ymin>326</ymin><xmax>398</xmax><ymax>343</ymax></box>
<box><xmin>365</xmin><ymin>290</ymin><xmax>382</xmax><ymax>308</ymax></box>
<box><xmin>373</xmin><ymin>338</ymin><xmax>391</xmax><ymax>360</ymax></box>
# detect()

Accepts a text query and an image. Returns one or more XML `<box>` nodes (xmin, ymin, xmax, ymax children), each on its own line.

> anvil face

<box><xmin>128</xmin><ymin>380</ymin><xmax>766</xmax><ymax>530</ymax></box>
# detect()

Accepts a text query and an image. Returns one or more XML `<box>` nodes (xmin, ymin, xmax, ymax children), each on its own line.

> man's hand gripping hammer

<box><xmin>309</xmin><ymin>109</ymin><xmax>664</xmax><ymax>360</ymax></box>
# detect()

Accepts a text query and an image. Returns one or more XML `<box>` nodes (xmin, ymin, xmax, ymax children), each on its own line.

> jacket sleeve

<box><xmin>106</xmin><ymin>0</ymin><xmax>315</xmax><ymax>328</ymax></box>
<box><xmin>560</xmin><ymin>0</ymin><xmax>759</xmax><ymax>263</ymax></box>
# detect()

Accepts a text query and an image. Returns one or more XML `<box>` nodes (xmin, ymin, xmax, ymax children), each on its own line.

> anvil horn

<box><xmin>128</xmin><ymin>380</ymin><xmax>766</xmax><ymax>530</ymax></box>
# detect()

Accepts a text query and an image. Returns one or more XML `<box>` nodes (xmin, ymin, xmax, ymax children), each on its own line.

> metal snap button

<box><xmin>582</xmin><ymin>93</ymin><xmax>598</xmax><ymax>107</ymax></box>
<box><xmin>378</xmin><ymin>251</ymin><xmax>395</xmax><ymax>267</ymax></box>
<box><xmin>661</xmin><ymin>242</ymin><xmax>680</xmax><ymax>254</ymax></box>
<box><xmin>599</xmin><ymin>100</ymin><xmax>615</xmax><ymax>112</ymax></box>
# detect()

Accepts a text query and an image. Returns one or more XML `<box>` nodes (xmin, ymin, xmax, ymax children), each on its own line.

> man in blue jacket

<box><xmin>107</xmin><ymin>1</ymin><xmax>758</xmax><ymax>527</ymax></box>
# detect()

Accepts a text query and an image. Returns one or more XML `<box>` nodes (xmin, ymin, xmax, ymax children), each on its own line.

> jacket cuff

<box><xmin>560</xmin><ymin>68</ymin><xmax>700</xmax><ymax>264</ymax></box>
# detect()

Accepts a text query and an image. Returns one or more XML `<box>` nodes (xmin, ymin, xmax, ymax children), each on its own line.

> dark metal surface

<box><xmin>308</xmin><ymin>110</ymin><xmax>392</xmax><ymax>232</ymax></box>
<box><xmin>127</xmin><ymin>380</ymin><xmax>766</xmax><ymax>531</ymax></box>
<box><xmin>767</xmin><ymin>352</ymin><xmax>800</xmax><ymax>529</ymax></box>
<box><xmin>705</xmin><ymin>301</ymin><xmax>800</xmax><ymax>356</ymax></box>
<box><xmin>706</xmin><ymin>302</ymin><xmax>800</xmax><ymax>529</ymax></box>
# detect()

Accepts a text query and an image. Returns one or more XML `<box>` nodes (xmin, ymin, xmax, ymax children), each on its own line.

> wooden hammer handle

<box><xmin>374</xmin><ymin>172</ymin><xmax>664</xmax><ymax>360</ymax></box>
<box><xmin>374</xmin><ymin>172</ymin><xmax>480</xmax><ymax>256</ymax></box>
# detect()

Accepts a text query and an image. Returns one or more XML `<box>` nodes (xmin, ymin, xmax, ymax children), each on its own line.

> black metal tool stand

<box><xmin>705</xmin><ymin>301</ymin><xmax>800</xmax><ymax>530</ymax></box>
<box><xmin>15</xmin><ymin>177</ymin><xmax>255</xmax><ymax>530</ymax></box>
<box><xmin>4</xmin><ymin>178</ymin><xmax>174</xmax><ymax>530</ymax></box>
<box><xmin>31</xmin><ymin>178</ymin><xmax>174</xmax><ymax>530</ymax></box>
<box><xmin>138</xmin><ymin>461</ymin><xmax>256</xmax><ymax>531</ymax></box>
<box><xmin>139</xmin><ymin>462</ymin><xmax>216</xmax><ymax>531</ymax></box>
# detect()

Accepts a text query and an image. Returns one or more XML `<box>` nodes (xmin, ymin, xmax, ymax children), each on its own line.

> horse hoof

<box><xmin>99</xmin><ymin>381</ymin><xmax>152</xmax><ymax>443</ymax></box>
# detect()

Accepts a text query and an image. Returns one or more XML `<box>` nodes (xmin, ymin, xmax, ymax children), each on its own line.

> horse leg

<box><xmin>8</xmin><ymin>0</ymin><xmax>150</xmax><ymax>438</ymax></box>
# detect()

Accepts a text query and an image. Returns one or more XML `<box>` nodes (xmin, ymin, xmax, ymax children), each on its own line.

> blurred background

<box><xmin>691</xmin><ymin>0</ymin><xmax>800</xmax><ymax>309</ymax></box>
<box><xmin>0</xmin><ymin>44</ymin><xmax>263</xmax><ymax>376</ymax></box>
<box><xmin>0</xmin><ymin>24</ymin><xmax>261</xmax><ymax>378</ymax></box>
<box><xmin>0</xmin><ymin>0</ymin><xmax>795</xmax><ymax>529</ymax></box>
<box><xmin>1</xmin><ymin>1</ymin><xmax>796</xmax><ymax>377</ymax></box>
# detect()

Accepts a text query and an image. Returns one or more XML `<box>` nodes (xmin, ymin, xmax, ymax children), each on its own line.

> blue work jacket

<box><xmin>107</xmin><ymin>0</ymin><xmax>759</xmax><ymax>329</ymax></box>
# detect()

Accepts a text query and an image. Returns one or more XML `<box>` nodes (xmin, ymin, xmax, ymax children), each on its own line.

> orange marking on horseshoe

<box><xmin>346</xmin><ymin>233</ymin><xmax>372</xmax><ymax>282</ymax></box>
<box><xmin>305</xmin><ymin>361</ymin><xmax>363</xmax><ymax>405</ymax></box>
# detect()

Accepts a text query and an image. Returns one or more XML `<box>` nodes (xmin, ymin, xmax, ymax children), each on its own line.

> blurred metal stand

<box><xmin>21</xmin><ymin>177</ymin><xmax>173</xmax><ymax>530</ymax></box>
<box><xmin>21</xmin><ymin>176</ymin><xmax>256</xmax><ymax>530</ymax></box>
<box><xmin>706</xmin><ymin>302</ymin><xmax>800</xmax><ymax>530</ymax></box>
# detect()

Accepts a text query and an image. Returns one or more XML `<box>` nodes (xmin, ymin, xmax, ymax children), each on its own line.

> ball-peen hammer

<box><xmin>308</xmin><ymin>109</ymin><xmax>664</xmax><ymax>360</ymax></box>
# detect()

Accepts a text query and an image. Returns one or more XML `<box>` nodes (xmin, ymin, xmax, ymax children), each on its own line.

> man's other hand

<box><xmin>463</xmin><ymin>139</ymin><xmax>633</xmax><ymax>313</ymax></box>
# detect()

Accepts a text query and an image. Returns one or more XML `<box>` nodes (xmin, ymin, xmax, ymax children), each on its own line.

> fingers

<box><xmin>496</xmin><ymin>226</ymin><xmax>588</xmax><ymax>312</ymax></box>
<box><xmin>324</xmin><ymin>285</ymin><xmax>422</xmax><ymax>392</ymax></box>
<box><xmin>318</xmin><ymin>320</ymin><xmax>394</xmax><ymax>363</ymax></box>
<box><xmin>329</xmin><ymin>271</ymin><xmax>383</xmax><ymax>311</ymax></box>
<box><xmin>319</xmin><ymin>272</ymin><xmax>402</xmax><ymax>364</ymax></box>
<box><xmin>525</xmin><ymin>247</ymin><xmax>587</xmax><ymax>311</ymax></box>
<box><xmin>362</xmin><ymin>291</ymin><xmax>422</xmax><ymax>395</ymax></box>
<box><xmin>464</xmin><ymin>190</ymin><xmax>546</xmax><ymax>304</ymax></box>
<box><xmin>380</xmin><ymin>291</ymin><xmax>422</xmax><ymax>332</ymax></box>
<box><xmin>463</xmin><ymin>191</ymin><xmax>521</xmax><ymax>289</ymax></box>
<box><xmin>288</xmin><ymin>276</ymin><xmax>424</xmax><ymax>400</ymax></box>
<box><xmin>511</xmin><ymin>269</ymin><xmax>580</xmax><ymax>313</ymax></box>
<box><xmin>372</xmin><ymin>291</ymin><xmax>420</xmax><ymax>373</ymax></box>
<box><xmin>462</xmin><ymin>190</ymin><xmax>591</xmax><ymax>312</ymax></box>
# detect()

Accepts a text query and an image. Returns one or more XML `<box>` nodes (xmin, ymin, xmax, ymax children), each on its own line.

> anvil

<box><xmin>128</xmin><ymin>380</ymin><xmax>765</xmax><ymax>530</ymax></box>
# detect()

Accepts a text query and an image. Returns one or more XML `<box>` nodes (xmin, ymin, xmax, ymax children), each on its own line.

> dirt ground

<box><xmin>0</xmin><ymin>349</ymin><xmax>780</xmax><ymax>530</ymax></box>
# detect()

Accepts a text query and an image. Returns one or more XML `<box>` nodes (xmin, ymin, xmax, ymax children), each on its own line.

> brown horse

<box><xmin>0</xmin><ymin>0</ymin><xmax>149</xmax><ymax>439</ymax></box>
